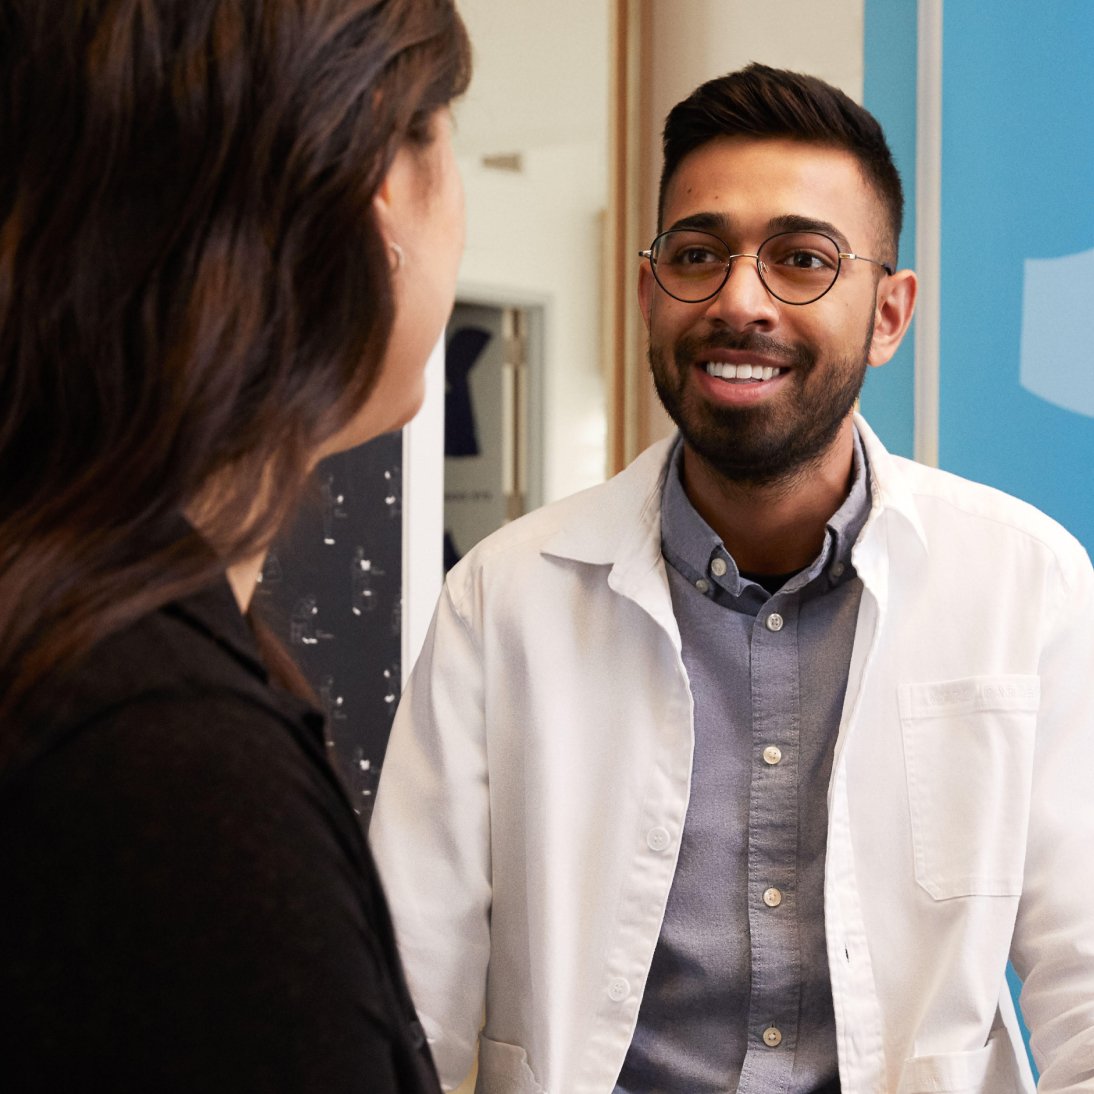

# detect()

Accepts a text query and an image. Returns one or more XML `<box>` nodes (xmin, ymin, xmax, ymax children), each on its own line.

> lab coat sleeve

<box><xmin>1011</xmin><ymin>542</ymin><xmax>1094</xmax><ymax>1091</ymax></box>
<box><xmin>370</xmin><ymin>578</ymin><xmax>491</xmax><ymax>1091</ymax></box>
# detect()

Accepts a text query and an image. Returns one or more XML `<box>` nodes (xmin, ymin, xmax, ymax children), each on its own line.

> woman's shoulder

<box><xmin>0</xmin><ymin>585</ymin><xmax>437</xmax><ymax>1091</ymax></box>
<box><xmin>15</xmin><ymin>578</ymin><xmax>316</xmax><ymax>768</ymax></box>
<box><xmin>6</xmin><ymin>578</ymin><xmax>347</xmax><ymax>863</ymax></box>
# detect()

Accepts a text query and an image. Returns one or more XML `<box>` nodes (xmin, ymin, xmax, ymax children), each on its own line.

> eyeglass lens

<box><xmin>650</xmin><ymin>230</ymin><xmax>842</xmax><ymax>305</ymax></box>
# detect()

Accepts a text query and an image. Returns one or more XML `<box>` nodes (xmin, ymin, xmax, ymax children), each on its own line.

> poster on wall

<box><xmin>257</xmin><ymin>432</ymin><xmax>403</xmax><ymax>822</ymax></box>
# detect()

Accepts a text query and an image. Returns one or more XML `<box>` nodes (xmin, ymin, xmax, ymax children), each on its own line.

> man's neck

<box><xmin>679</xmin><ymin>422</ymin><xmax>857</xmax><ymax>575</ymax></box>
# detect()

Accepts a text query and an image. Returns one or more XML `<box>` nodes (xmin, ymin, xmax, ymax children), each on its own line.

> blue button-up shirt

<box><xmin>615</xmin><ymin>431</ymin><xmax>871</xmax><ymax>1094</ymax></box>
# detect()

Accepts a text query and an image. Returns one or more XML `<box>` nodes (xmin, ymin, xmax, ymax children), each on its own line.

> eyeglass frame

<box><xmin>639</xmin><ymin>228</ymin><xmax>895</xmax><ymax>306</ymax></box>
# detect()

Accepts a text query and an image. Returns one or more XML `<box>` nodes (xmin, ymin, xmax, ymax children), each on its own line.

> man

<box><xmin>371</xmin><ymin>65</ymin><xmax>1094</xmax><ymax>1093</ymax></box>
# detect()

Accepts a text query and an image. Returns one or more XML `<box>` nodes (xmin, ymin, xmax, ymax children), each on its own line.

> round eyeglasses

<box><xmin>639</xmin><ymin>229</ymin><xmax>894</xmax><ymax>306</ymax></box>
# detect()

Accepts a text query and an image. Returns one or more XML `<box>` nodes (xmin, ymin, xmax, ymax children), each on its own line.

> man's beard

<box><xmin>650</xmin><ymin>326</ymin><xmax>872</xmax><ymax>490</ymax></box>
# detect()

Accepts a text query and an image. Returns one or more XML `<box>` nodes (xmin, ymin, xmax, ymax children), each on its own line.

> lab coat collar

<box><xmin>541</xmin><ymin>415</ymin><xmax>928</xmax><ymax>574</ymax></box>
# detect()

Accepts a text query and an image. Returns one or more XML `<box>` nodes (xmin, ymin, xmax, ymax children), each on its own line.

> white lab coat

<box><xmin>371</xmin><ymin>416</ymin><xmax>1094</xmax><ymax>1093</ymax></box>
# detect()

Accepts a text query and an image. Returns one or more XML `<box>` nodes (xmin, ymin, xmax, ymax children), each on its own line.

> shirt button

<box><xmin>710</xmin><ymin>557</ymin><xmax>728</xmax><ymax>577</ymax></box>
<box><xmin>763</xmin><ymin>887</ymin><xmax>783</xmax><ymax>908</ymax></box>
<box><xmin>646</xmin><ymin>826</ymin><xmax>671</xmax><ymax>852</ymax></box>
<box><xmin>763</xmin><ymin>1026</ymin><xmax>783</xmax><ymax>1048</ymax></box>
<box><xmin>695</xmin><ymin>578</ymin><xmax>710</xmax><ymax>594</ymax></box>
<box><xmin>831</xmin><ymin>561</ymin><xmax>846</xmax><ymax>579</ymax></box>
<box><xmin>608</xmin><ymin>977</ymin><xmax>630</xmax><ymax>1002</ymax></box>
<box><xmin>766</xmin><ymin>612</ymin><xmax>784</xmax><ymax>632</ymax></box>
<box><xmin>762</xmin><ymin>745</ymin><xmax>782</xmax><ymax>765</ymax></box>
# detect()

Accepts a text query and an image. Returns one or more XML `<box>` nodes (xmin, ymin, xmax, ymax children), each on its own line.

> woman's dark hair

<box><xmin>659</xmin><ymin>63</ymin><xmax>903</xmax><ymax>261</ymax></box>
<box><xmin>0</xmin><ymin>0</ymin><xmax>470</xmax><ymax>727</ymax></box>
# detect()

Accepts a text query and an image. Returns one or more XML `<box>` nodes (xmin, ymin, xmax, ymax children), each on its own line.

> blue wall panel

<box><xmin>940</xmin><ymin>1</ymin><xmax>1094</xmax><ymax>557</ymax></box>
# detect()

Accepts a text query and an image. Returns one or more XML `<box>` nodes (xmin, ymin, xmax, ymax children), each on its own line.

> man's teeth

<box><xmin>704</xmin><ymin>362</ymin><xmax>782</xmax><ymax>381</ymax></box>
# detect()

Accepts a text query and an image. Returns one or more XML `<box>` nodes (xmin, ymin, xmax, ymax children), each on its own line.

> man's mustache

<box><xmin>674</xmin><ymin>330</ymin><xmax>813</xmax><ymax>369</ymax></box>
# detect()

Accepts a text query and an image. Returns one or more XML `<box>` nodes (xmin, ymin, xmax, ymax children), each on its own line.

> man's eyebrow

<box><xmin>666</xmin><ymin>211</ymin><xmax>732</xmax><ymax>235</ymax></box>
<box><xmin>665</xmin><ymin>211</ymin><xmax>854</xmax><ymax>253</ymax></box>
<box><xmin>768</xmin><ymin>214</ymin><xmax>851</xmax><ymax>250</ymax></box>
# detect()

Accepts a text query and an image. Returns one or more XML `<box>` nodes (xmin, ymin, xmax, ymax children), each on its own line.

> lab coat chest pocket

<box><xmin>896</xmin><ymin>1028</ymin><xmax>1025</xmax><ymax>1093</ymax></box>
<box><xmin>898</xmin><ymin>676</ymin><xmax>1039</xmax><ymax>899</ymax></box>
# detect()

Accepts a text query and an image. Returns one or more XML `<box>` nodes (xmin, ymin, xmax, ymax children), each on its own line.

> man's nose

<box><xmin>702</xmin><ymin>254</ymin><xmax>779</xmax><ymax>328</ymax></box>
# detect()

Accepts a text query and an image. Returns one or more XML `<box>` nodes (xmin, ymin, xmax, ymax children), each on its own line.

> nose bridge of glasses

<box><xmin>722</xmin><ymin>249</ymin><xmax>771</xmax><ymax>297</ymax></box>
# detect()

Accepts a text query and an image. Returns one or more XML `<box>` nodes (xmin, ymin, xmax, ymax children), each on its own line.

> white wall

<box><xmin>453</xmin><ymin>0</ymin><xmax>611</xmax><ymax>503</ymax></box>
<box><xmin>649</xmin><ymin>0</ymin><xmax>865</xmax><ymax>123</ymax></box>
<box><xmin>457</xmin><ymin>141</ymin><xmax>609</xmax><ymax>503</ymax></box>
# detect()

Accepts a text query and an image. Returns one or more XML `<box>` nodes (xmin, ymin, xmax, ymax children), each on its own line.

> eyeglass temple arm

<box><xmin>839</xmin><ymin>252</ymin><xmax>895</xmax><ymax>276</ymax></box>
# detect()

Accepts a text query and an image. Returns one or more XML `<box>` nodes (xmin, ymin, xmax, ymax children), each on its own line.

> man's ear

<box><xmin>868</xmin><ymin>268</ymin><xmax>917</xmax><ymax>368</ymax></box>
<box><xmin>637</xmin><ymin>260</ymin><xmax>656</xmax><ymax>332</ymax></box>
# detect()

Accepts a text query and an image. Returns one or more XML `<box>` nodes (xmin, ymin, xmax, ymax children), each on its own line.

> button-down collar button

<box><xmin>607</xmin><ymin>977</ymin><xmax>630</xmax><ymax>1002</ymax></box>
<box><xmin>762</xmin><ymin>1026</ymin><xmax>783</xmax><ymax>1048</ymax></box>
<box><xmin>766</xmin><ymin>612</ymin><xmax>784</xmax><ymax>632</ymax></box>
<box><xmin>831</xmin><ymin>561</ymin><xmax>846</xmax><ymax>579</ymax></box>
<box><xmin>710</xmin><ymin>557</ymin><xmax>728</xmax><ymax>577</ymax></box>
<box><xmin>646</xmin><ymin>826</ymin><xmax>671</xmax><ymax>852</ymax></box>
<box><xmin>762</xmin><ymin>745</ymin><xmax>782</xmax><ymax>765</ymax></box>
<box><xmin>695</xmin><ymin>578</ymin><xmax>710</xmax><ymax>594</ymax></box>
<box><xmin>763</xmin><ymin>887</ymin><xmax>783</xmax><ymax>908</ymax></box>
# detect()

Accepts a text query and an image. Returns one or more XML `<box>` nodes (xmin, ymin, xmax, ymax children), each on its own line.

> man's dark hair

<box><xmin>659</xmin><ymin>63</ymin><xmax>903</xmax><ymax>260</ymax></box>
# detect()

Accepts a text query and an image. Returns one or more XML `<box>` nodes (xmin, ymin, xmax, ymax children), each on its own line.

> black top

<box><xmin>0</xmin><ymin>578</ymin><xmax>441</xmax><ymax>1093</ymax></box>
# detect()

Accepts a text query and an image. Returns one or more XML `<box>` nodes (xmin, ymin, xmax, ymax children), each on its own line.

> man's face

<box><xmin>640</xmin><ymin>136</ymin><xmax>892</xmax><ymax>488</ymax></box>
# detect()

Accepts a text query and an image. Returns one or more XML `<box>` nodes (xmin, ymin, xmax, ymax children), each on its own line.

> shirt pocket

<box><xmin>476</xmin><ymin>1034</ymin><xmax>545</xmax><ymax>1094</ymax></box>
<box><xmin>896</xmin><ymin>1028</ymin><xmax>1026</xmax><ymax>1092</ymax></box>
<box><xmin>898</xmin><ymin>675</ymin><xmax>1039</xmax><ymax>900</ymax></box>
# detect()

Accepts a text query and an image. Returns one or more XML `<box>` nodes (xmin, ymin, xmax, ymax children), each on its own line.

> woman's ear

<box><xmin>373</xmin><ymin>171</ymin><xmax>394</xmax><ymax>230</ymax></box>
<box><xmin>868</xmin><ymin>268</ymin><xmax>917</xmax><ymax>368</ymax></box>
<box><xmin>372</xmin><ymin>142</ymin><xmax>416</xmax><ymax>242</ymax></box>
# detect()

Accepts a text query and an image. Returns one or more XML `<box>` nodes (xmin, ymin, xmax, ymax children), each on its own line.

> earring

<box><xmin>389</xmin><ymin>242</ymin><xmax>404</xmax><ymax>273</ymax></box>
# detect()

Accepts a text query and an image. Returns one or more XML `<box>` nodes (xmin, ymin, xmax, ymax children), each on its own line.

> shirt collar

<box><xmin>660</xmin><ymin>427</ymin><xmax>872</xmax><ymax>607</ymax></box>
<box><xmin>165</xmin><ymin>577</ymin><xmax>328</xmax><ymax>745</ymax></box>
<box><xmin>163</xmin><ymin>577</ymin><xmax>270</xmax><ymax>685</ymax></box>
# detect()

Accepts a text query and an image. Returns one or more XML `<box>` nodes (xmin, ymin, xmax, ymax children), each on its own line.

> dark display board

<box><xmin>256</xmin><ymin>432</ymin><xmax>403</xmax><ymax>820</ymax></box>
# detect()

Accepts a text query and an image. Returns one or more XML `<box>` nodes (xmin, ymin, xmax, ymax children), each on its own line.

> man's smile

<box><xmin>703</xmin><ymin>361</ymin><xmax>789</xmax><ymax>383</ymax></box>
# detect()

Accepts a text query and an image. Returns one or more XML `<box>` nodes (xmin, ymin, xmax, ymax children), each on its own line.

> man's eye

<box><xmin>673</xmin><ymin>247</ymin><xmax>721</xmax><ymax>266</ymax></box>
<box><xmin>770</xmin><ymin>248</ymin><xmax>835</xmax><ymax>271</ymax></box>
<box><xmin>782</xmin><ymin>250</ymin><xmax>827</xmax><ymax>269</ymax></box>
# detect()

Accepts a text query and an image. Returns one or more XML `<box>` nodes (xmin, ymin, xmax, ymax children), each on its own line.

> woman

<box><xmin>0</xmin><ymin>1</ymin><xmax>469</xmax><ymax>1089</ymax></box>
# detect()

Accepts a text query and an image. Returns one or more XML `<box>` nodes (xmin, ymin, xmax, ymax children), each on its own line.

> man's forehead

<box><xmin>661</xmin><ymin>136</ymin><xmax>882</xmax><ymax>245</ymax></box>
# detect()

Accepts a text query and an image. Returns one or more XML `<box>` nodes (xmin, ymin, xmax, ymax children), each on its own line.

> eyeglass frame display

<box><xmin>639</xmin><ymin>228</ymin><xmax>895</xmax><ymax>306</ymax></box>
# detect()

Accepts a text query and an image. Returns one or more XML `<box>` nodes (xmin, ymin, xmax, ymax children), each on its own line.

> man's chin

<box><xmin>684</xmin><ymin>429</ymin><xmax>800</xmax><ymax>486</ymax></box>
